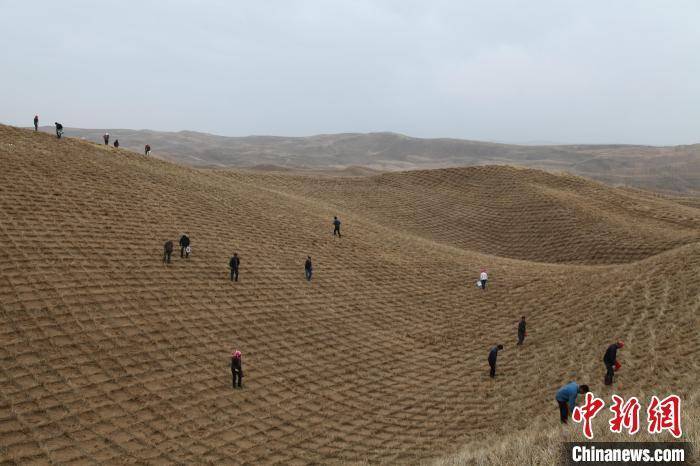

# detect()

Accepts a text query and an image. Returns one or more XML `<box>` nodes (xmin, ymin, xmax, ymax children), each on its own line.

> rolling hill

<box><xmin>42</xmin><ymin>126</ymin><xmax>700</xmax><ymax>194</ymax></box>
<box><xmin>2</xmin><ymin>124</ymin><xmax>699</xmax><ymax>464</ymax></box>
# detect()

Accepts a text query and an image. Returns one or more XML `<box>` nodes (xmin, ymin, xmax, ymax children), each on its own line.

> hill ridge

<box><xmin>1</xmin><ymin>124</ymin><xmax>698</xmax><ymax>464</ymax></box>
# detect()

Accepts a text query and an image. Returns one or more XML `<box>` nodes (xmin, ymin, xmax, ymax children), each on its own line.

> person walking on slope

<box><xmin>556</xmin><ymin>382</ymin><xmax>590</xmax><ymax>423</ymax></box>
<box><xmin>333</xmin><ymin>216</ymin><xmax>342</xmax><ymax>238</ymax></box>
<box><xmin>229</xmin><ymin>253</ymin><xmax>240</xmax><ymax>282</ymax></box>
<box><xmin>488</xmin><ymin>344</ymin><xmax>503</xmax><ymax>378</ymax></box>
<box><xmin>517</xmin><ymin>316</ymin><xmax>527</xmax><ymax>345</ymax></box>
<box><xmin>103</xmin><ymin>133</ymin><xmax>110</xmax><ymax>145</ymax></box>
<box><xmin>163</xmin><ymin>240</ymin><xmax>174</xmax><ymax>264</ymax></box>
<box><xmin>114</xmin><ymin>139</ymin><xmax>119</xmax><ymax>148</ymax></box>
<box><xmin>179</xmin><ymin>234</ymin><xmax>190</xmax><ymax>259</ymax></box>
<box><xmin>231</xmin><ymin>350</ymin><xmax>243</xmax><ymax>388</ymax></box>
<box><xmin>54</xmin><ymin>122</ymin><xmax>63</xmax><ymax>139</ymax></box>
<box><xmin>145</xmin><ymin>144</ymin><xmax>151</xmax><ymax>156</ymax></box>
<box><xmin>603</xmin><ymin>341</ymin><xmax>624</xmax><ymax>386</ymax></box>
<box><xmin>34</xmin><ymin>115</ymin><xmax>39</xmax><ymax>131</ymax></box>
<box><xmin>305</xmin><ymin>256</ymin><xmax>313</xmax><ymax>281</ymax></box>
<box><xmin>479</xmin><ymin>269</ymin><xmax>488</xmax><ymax>290</ymax></box>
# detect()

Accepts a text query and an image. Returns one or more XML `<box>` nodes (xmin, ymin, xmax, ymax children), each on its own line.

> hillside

<box><xmin>43</xmin><ymin>126</ymin><xmax>700</xmax><ymax>194</ymax></box>
<box><xmin>1</xmin><ymin>124</ymin><xmax>699</xmax><ymax>464</ymax></box>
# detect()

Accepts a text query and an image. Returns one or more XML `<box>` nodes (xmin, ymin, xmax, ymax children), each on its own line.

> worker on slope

<box><xmin>487</xmin><ymin>344</ymin><xmax>503</xmax><ymax>378</ymax></box>
<box><xmin>33</xmin><ymin>115</ymin><xmax>39</xmax><ymax>131</ymax></box>
<box><xmin>145</xmin><ymin>144</ymin><xmax>151</xmax><ymax>156</ymax></box>
<box><xmin>163</xmin><ymin>240</ymin><xmax>174</xmax><ymax>264</ymax></box>
<box><xmin>517</xmin><ymin>316</ymin><xmax>526</xmax><ymax>345</ymax></box>
<box><xmin>333</xmin><ymin>216</ymin><xmax>342</xmax><ymax>238</ymax></box>
<box><xmin>54</xmin><ymin>122</ymin><xmax>63</xmax><ymax>139</ymax></box>
<box><xmin>114</xmin><ymin>139</ymin><xmax>119</xmax><ymax>148</ymax></box>
<box><xmin>556</xmin><ymin>382</ymin><xmax>590</xmax><ymax>424</ymax></box>
<box><xmin>229</xmin><ymin>252</ymin><xmax>240</xmax><ymax>282</ymax></box>
<box><xmin>603</xmin><ymin>341</ymin><xmax>624</xmax><ymax>386</ymax></box>
<box><xmin>305</xmin><ymin>256</ymin><xmax>313</xmax><ymax>281</ymax></box>
<box><xmin>179</xmin><ymin>234</ymin><xmax>190</xmax><ymax>259</ymax></box>
<box><xmin>479</xmin><ymin>269</ymin><xmax>488</xmax><ymax>290</ymax></box>
<box><xmin>231</xmin><ymin>350</ymin><xmax>243</xmax><ymax>388</ymax></box>
<box><xmin>103</xmin><ymin>132</ymin><xmax>110</xmax><ymax>145</ymax></box>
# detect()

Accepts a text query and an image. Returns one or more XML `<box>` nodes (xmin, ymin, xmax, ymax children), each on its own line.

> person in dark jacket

<box><xmin>517</xmin><ymin>316</ymin><xmax>526</xmax><ymax>345</ymax></box>
<box><xmin>103</xmin><ymin>132</ymin><xmax>109</xmax><ymax>145</ymax></box>
<box><xmin>556</xmin><ymin>382</ymin><xmax>590</xmax><ymax>423</ymax></box>
<box><xmin>488</xmin><ymin>344</ymin><xmax>503</xmax><ymax>378</ymax></box>
<box><xmin>55</xmin><ymin>122</ymin><xmax>63</xmax><ymax>139</ymax></box>
<box><xmin>163</xmin><ymin>240</ymin><xmax>173</xmax><ymax>264</ymax></box>
<box><xmin>145</xmin><ymin>144</ymin><xmax>151</xmax><ymax>156</ymax></box>
<box><xmin>113</xmin><ymin>139</ymin><xmax>119</xmax><ymax>148</ymax></box>
<box><xmin>34</xmin><ymin>115</ymin><xmax>39</xmax><ymax>131</ymax></box>
<box><xmin>333</xmin><ymin>216</ymin><xmax>342</xmax><ymax>238</ymax></box>
<box><xmin>231</xmin><ymin>350</ymin><xmax>243</xmax><ymax>388</ymax></box>
<box><xmin>229</xmin><ymin>253</ymin><xmax>240</xmax><ymax>282</ymax></box>
<box><xmin>603</xmin><ymin>341</ymin><xmax>624</xmax><ymax>385</ymax></box>
<box><xmin>179</xmin><ymin>234</ymin><xmax>190</xmax><ymax>258</ymax></box>
<box><xmin>305</xmin><ymin>256</ymin><xmax>313</xmax><ymax>281</ymax></box>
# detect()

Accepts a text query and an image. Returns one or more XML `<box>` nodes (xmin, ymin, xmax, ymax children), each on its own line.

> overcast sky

<box><xmin>2</xmin><ymin>0</ymin><xmax>699</xmax><ymax>144</ymax></box>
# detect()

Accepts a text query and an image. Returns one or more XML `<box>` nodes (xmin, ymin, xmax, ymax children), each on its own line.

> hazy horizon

<box><xmin>3</xmin><ymin>1</ymin><xmax>699</xmax><ymax>145</ymax></box>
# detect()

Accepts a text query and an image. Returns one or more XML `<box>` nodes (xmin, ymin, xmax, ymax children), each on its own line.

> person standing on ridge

<box><xmin>556</xmin><ymin>382</ymin><xmax>590</xmax><ymax>423</ymax></box>
<box><xmin>230</xmin><ymin>350</ymin><xmax>243</xmax><ymax>388</ymax></box>
<box><xmin>33</xmin><ymin>115</ymin><xmax>39</xmax><ymax>131</ymax></box>
<box><xmin>114</xmin><ymin>139</ymin><xmax>119</xmax><ymax>148</ymax></box>
<box><xmin>305</xmin><ymin>256</ymin><xmax>313</xmax><ymax>281</ymax></box>
<box><xmin>479</xmin><ymin>269</ymin><xmax>488</xmax><ymax>290</ymax></box>
<box><xmin>333</xmin><ymin>216</ymin><xmax>342</xmax><ymax>238</ymax></box>
<box><xmin>145</xmin><ymin>144</ymin><xmax>151</xmax><ymax>156</ymax></box>
<box><xmin>517</xmin><ymin>316</ymin><xmax>526</xmax><ymax>345</ymax></box>
<box><xmin>229</xmin><ymin>252</ymin><xmax>240</xmax><ymax>282</ymax></box>
<box><xmin>603</xmin><ymin>341</ymin><xmax>624</xmax><ymax>385</ymax></box>
<box><xmin>54</xmin><ymin>122</ymin><xmax>63</xmax><ymax>139</ymax></box>
<box><xmin>163</xmin><ymin>240</ymin><xmax>174</xmax><ymax>264</ymax></box>
<box><xmin>487</xmin><ymin>344</ymin><xmax>503</xmax><ymax>378</ymax></box>
<box><xmin>179</xmin><ymin>234</ymin><xmax>190</xmax><ymax>259</ymax></box>
<box><xmin>103</xmin><ymin>132</ymin><xmax>109</xmax><ymax>145</ymax></box>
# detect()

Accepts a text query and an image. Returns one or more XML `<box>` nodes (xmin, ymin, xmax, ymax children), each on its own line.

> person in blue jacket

<box><xmin>556</xmin><ymin>382</ymin><xmax>590</xmax><ymax>423</ymax></box>
<box><xmin>333</xmin><ymin>216</ymin><xmax>342</xmax><ymax>238</ymax></box>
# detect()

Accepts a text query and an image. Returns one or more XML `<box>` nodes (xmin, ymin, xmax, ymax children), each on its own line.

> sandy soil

<box><xmin>1</xmin><ymin>124</ymin><xmax>698</xmax><ymax>464</ymax></box>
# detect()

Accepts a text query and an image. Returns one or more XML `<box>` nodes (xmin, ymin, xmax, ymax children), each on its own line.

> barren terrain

<box><xmin>2</xmin><ymin>124</ymin><xmax>699</xmax><ymax>464</ymax></box>
<box><xmin>43</xmin><ymin>127</ymin><xmax>700</xmax><ymax>194</ymax></box>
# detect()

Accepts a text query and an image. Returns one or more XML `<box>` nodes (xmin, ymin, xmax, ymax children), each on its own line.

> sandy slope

<box><xmin>1</xmin><ymin>124</ymin><xmax>698</xmax><ymax>464</ymax></box>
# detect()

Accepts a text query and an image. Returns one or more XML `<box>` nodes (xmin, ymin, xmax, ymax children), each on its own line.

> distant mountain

<box><xmin>39</xmin><ymin>126</ymin><xmax>700</xmax><ymax>193</ymax></box>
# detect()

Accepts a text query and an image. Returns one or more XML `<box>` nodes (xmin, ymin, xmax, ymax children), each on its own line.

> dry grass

<box><xmin>1</xmin><ymin>124</ymin><xmax>698</xmax><ymax>464</ymax></box>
